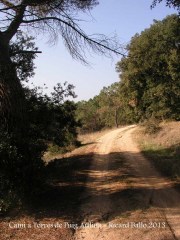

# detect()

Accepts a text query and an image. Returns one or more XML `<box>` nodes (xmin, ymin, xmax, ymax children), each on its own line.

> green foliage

<box><xmin>0</xmin><ymin>35</ymin><xmax>43</xmax><ymax>213</ymax></box>
<box><xmin>25</xmin><ymin>82</ymin><xmax>79</xmax><ymax>147</ymax></box>
<box><xmin>151</xmin><ymin>0</ymin><xmax>180</xmax><ymax>12</ymax></box>
<box><xmin>76</xmin><ymin>82</ymin><xmax>133</xmax><ymax>133</ymax></box>
<box><xmin>0</xmin><ymin>0</ymin><xmax>121</xmax><ymax>214</ymax></box>
<box><xmin>143</xmin><ymin>118</ymin><xmax>161</xmax><ymax>134</ymax></box>
<box><xmin>0</xmin><ymin>82</ymin><xmax>79</xmax><ymax>213</ymax></box>
<box><xmin>76</xmin><ymin>98</ymin><xmax>104</xmax><ymax>132</ymax></box>
<box><xmin>47</xmin><ymin>143</ymin><xmax>78</xmax><ymax>156</ymax></box>
<box><xmin>0</xmin><ymin>128</ymin><xmax>46</xmax><ymax>213</ymax></box>
<box><xmin>0</xmin><ymin>32</ymin><xmax>79</xmax><ymax>213</ymax></box>
<box><xmin>116</xmin><ymin>14</ymin><xmax>180</xmax><ymax>122</ymax></box>
<box><xmin>10</xmin><ymin>32</ymin><xmax>38</xmax><ymax>82</ymax></box>
<box><xmin>77</xmin><ymin>15</ymin><xmax>180</xmax><ymax>133</ymax></box>
<box><xmin>142</xmin><ymin>143</ymin><xmax>180</xmax><ymax>179</ymax></box>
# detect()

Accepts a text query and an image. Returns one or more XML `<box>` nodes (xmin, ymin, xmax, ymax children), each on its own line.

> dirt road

<box><xmin>1</xmin><ymin>125</ymin><xmax>179</xmax><ymax>240</ymax></box>
<box><xmin>74</xmin><ymin>125</ymin><xmax>180</xmax><ymax>240</ymax></box>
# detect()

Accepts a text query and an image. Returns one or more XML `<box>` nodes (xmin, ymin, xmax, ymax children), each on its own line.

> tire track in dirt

<box><xmin>121</xmin><ymin>127</ymin><xmax>180</xmax><ymax>239</ymax></box>
<box><xmin>74</xmin><ymin>125</ymin><xmax>180</xmax><ymax>240</ymax></box>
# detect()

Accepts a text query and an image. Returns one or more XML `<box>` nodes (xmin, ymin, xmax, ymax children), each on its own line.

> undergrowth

<box><xmin>141</xmin><ymin>142</ymin><xmax>180</xmax><ymax>179</ymax></box>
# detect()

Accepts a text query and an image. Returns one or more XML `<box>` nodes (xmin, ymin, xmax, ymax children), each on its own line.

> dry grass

<box><xmin>134</xmin><ymin>121</ymin><xmax>180</xmax><ymax>148</ymax></box>
<box><xmin>78</xmin><ymin>129</ymin><xmax>112</xmax><ymax>145</ymax></box>
<box><xmin>44</xmin><ymin>129</ymin><xmax>114</xmax><ymax>163</ymax></box>
<box><xmin>134</xmin><ymin>121</ymin><xmax>180</xmax><ymax>180</ymax></box>
<box><xmin>143</xmin><ymin>121</ymin><xmax>180</xmax><ymax>147</ymax></box>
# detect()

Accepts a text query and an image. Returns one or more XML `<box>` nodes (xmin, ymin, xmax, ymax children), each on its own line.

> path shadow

<box><xmin>27</xmin><ymin>151</ymin><xmax>179</xmax><ymax>223</ymax></box>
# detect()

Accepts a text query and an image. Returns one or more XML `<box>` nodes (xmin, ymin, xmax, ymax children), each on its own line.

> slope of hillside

<box><xmin>134</xmin><ymin>121</ymin><xmax>180</xmax><ymax>181</ymax></box>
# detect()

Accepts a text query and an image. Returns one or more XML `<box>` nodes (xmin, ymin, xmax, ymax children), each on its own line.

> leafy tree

<box><xmin>77</xmin><ymin>14</ymin><xmax>180</xmax><ymax>132</ymax></box>
<box><xmin>25</xmin><ymin>82</ymin><xmax>79</xmax><ymax>146</ymax></box>
<box><xmin>10</xmin><ymin>31</ymin><xmax>40</xmax><ymax>82</ymax></box>
<box><xmin>116</xmin><ymin>14</ymin><xmax>180</xmax><ymax>121</ymax></box>
<box><xmin>76</xmin><ymin>98</ymin><xmax>103</xmax><ymax>133</ymax></box>
<box><xmin>0</xmin><ymin>1</ymin><xmax>178</xmax><ymax>133</ymax></box>
<box><xmin>0</xmin><ymin>33</ymin><xmax>44</xmax><ymax>213</ymax></box>
<box><xmin>24</xmin><ymin>82</ymin><xmax>78</xmax><ymax>147</ymax></box>
<box><xmin>97</xmin><ymin>83</ymin><xmax>123</xmax><ymax>128</ymax></box>
<box><xmin>76</xmin><ymin>82</ymin><xmax>132</xmax><ymax>132</ymax></box>
<box><xmin>0</xmin><ymin>81</ymin><xmax>79</xmax><ymax>212</ymax></box>
<box><xmin>0</xmin><ymin>1</ymin><xmax>122</xmax><ymax>211</ymax></box>
<box><xmin>151</xmin><ymin>0</ymin><xmax>180</xmax><ymax>12</ymax></box>
<box><xmin>0</xmin><ymin>0</ymin><xmax>122</xmax><ymax>134</ymax></box>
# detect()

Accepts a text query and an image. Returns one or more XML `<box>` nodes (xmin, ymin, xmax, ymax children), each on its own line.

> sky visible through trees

<box><xmin>0</xmin><ymin>0</ymin><xmax>179</xmax><ymax>215</ymax></box>
<box><xmin>31</xmin><ymin>0</ymin><xmax>178</xmax><ymax>101</ymax></box>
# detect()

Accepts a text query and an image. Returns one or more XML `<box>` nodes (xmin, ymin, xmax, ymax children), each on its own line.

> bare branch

<box><xmin>11</xmin><ymin>50</ymin><xmax>42</xmax><ymax>56</ymax></box>
<box><xmin>22</xmin><ymin>16</ymin><xmax>126</xmax><ymax>63</ymax></box>
<box><xmin>1</xmin><ymin>0</ymin><xmax>15</xmax><ymax>8</ymax></box>
<box><xmin>0</xmin><ymin>0</ymin><xmax>126</xmax><ymax>63</ymax></box>
<box><xmin>0</xmin><ymin>2</ymin><xmax>24</xmax><ymax>12</ymax></box>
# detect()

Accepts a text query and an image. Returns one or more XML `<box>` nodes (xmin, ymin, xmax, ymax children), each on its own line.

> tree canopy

<box><xmin>0</xmin><ymin>0</ymin><xmax>126</xmax><ymax>142</ymax></box>
<box><xmin>77</xmin><ymin>14</ymin><xmax>180</xmax><ymax>133</ymax></box>
<box><xmin>0</xmin><ymin>0</ymin><xmax>123</xmax><ymax>64</ymax></box>
<box><xmin>116</xmin><ymin>14</ymin><xmax>180</xmax><ymax>121</ymax></box>
<box><xmin>151</xmin><ymin>0</ymin><xmax>180</xmax><ymax>12</ymax></box>
<box><xmin>1</xmin><ymin>1</ymin><xmax>179</xmax><ymax>214</ymax></box>
<box><xmin>10</xmin><ymin>32</ymin><xmax>39</xmax><ymax>82</ymax></box>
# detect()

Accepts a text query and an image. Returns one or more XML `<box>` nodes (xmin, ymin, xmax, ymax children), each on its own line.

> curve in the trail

<box><xmin>74</xmin><ymin>126</ymin><xmax>180</xmax><ymax>240</ymax></box>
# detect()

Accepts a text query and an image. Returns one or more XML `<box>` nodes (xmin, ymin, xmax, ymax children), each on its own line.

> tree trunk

<box><xmin>0</xmin><ymin>35</ymin><xmax>26</xmax><ymax>138</ymax></box>
<box><xmin>115</xmin><ymin>108</ymin><xmax>118</xmax><ymax>128</ymax></box>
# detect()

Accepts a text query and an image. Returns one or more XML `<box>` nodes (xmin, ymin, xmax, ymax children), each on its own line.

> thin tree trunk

<box><xmin>115</xmin><ymin>108</ymin><xmax>118</xmax><ymax>128</ymax></box>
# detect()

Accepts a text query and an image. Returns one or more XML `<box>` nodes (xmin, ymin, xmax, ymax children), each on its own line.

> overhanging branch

<box><xmin>11</xmin><ymin>50</ymin><xmax>42</xmax><ymax>56</ymax></box>
<box><xmin>22</xmin><ymin>16</ymin><xmax>126</xmax><ymax>57</ymax></box>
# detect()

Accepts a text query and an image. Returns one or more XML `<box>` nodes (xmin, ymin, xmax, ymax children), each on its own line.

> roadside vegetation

<box><xmin>0</xmin><ymin>80</ymin><xmax>80</xmax><ymax>213</ymax></box>
<box><xmin>0</xmin><ymin>0</ymin><xmax>123</xmax><ymax>215</ymax></box>
<box><xmin>75</xmin><ymin>14</ymin><xmax>180</xmax><ymax>184</ymax></box>
<box><xmin>134</xmin><ymin>121</ymin><xmax>180</xmax><ymax>180</ymax></box>
<box><xmin>0</xmin><ymin>35</ymin><xmax>79</xmax><ymax>213</ymax></box>
<box><xmin>76</xmin><ymin>14</ymin><xmax>179</xmax><ymax>133</ymax></box>
<box><xmin>0</xmin><ymin>1</ymin><xmax>179</xmax><ymax>217</ymax></box>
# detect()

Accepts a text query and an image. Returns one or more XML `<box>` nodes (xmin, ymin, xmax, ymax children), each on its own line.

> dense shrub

<box><xmin>143</xmin><ymin>118</ymin><xmax>161</xmax><ymax>134</ymax></box>
<box><xmin>0</xmin><ymin>128</ymin><xmax>46</xmax><ymax>213</ymax></box>
<box><xmin>142</xmin><ymin>144</ymin><xmax>180</xmax><ymax>179</ymax></box>
<box><xmin>0</xmin><ymin>83</ymin><xmax>80</xmax><ymax>213</ymax></box>
<box><xmin>25</xmin><ymin>84</ymin><xmax>79</xmax><ymax>148</ymax></box>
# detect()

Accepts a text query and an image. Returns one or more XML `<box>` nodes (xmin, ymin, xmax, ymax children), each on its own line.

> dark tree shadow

<box><xmin>22</xmin><ymin>151</ymin><xmax>179</xmax><ymax>223</ymax></box>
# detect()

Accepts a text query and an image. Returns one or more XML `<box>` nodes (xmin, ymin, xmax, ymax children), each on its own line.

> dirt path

<box><xmin>1</xmin><ymin>126</ymin><xmax>179</xmax><ymax>240</ymax></box>
<box><xmin>74</xmin><ymin>125</ymin><xmax>180</xmax><ymax>240</ymax></box>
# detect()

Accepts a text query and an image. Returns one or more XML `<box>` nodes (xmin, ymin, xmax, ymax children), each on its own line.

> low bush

<box><xmin>0</xmin><ymin>128</ymin><xmax>46</xmax><ymax>214</ymax></box>
<box><xmin>142</xmin><ymin>143</ymin><xmax>180</xmax><ymax>179</ymax></box>
<box><xmin>143</xmin><ymin>118</ymin><xmax>161</xmax><ymax>134</ymax></box>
